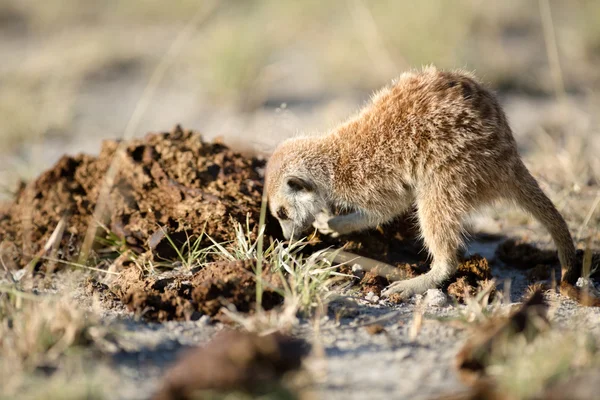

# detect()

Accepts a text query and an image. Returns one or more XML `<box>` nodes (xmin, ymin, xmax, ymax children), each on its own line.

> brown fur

<box><xmin>265</xmin><ymin>66</ymin><xmax>579</xmax><ymax>298</ymax></box>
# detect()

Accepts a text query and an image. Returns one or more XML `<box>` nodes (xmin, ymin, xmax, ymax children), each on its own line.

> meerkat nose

<box><xmin>281</xmin><ymin>226</ymin><xmax>293</xmax><ymax>240</ymax></box>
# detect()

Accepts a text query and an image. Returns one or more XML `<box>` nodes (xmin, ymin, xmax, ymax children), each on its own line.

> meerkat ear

<box><xmin>286</xmin><ymin>176</ymin><xmax>314</xmax><ymax>192</ymax></box>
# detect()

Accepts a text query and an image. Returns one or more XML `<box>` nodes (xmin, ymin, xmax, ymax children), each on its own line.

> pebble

<box><xmin>365</xmin><ymin>291</ymin><xmax>380</xmax><ymax>303</ymax></box>
<box><xmin>576</xmin><ymin>277</ymin><xmax>600</xmax><ymax>297</ymax></box>
<box><xmin>351</xmin><ymin>264</ymin><xmax>365</xmax><ymax>279</ymax></box>
<box><xmin>13</xmin><ymin>268</ymin><xmax>27</xmax><ymax>282</ymax></box>
<box><xmin>423</xmin><ymin>289</ymin><xmax>448</xmax><ymax>307</ymax></box>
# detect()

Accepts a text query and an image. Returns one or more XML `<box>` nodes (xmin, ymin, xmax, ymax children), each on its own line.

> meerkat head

<box><xmin>265</xmin><ymin>139</ymin><xmax>327</xmax><ymax>240</ymax></box>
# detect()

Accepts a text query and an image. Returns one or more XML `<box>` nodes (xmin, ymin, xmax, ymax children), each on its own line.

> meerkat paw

<box><xmin>381</xmin><ymin>276</ymin><xmax>436</xmax><ymax>299</ymax></box>
<box><xmin>312</xmin><ymin>212</ymin><xmax>340</xmax><ymax>238</ymax></box>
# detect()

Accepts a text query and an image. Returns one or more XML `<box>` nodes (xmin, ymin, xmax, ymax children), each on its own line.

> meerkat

<box><xmin>265</xmin><ymin>66</ymin><xmax>579</xmax><ymax>299</ymax></box>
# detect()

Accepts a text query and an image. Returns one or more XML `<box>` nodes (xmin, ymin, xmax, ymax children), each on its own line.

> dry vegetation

<box><xmin>0</xmin><ymin>1</ymin><xmax>599</xmax><ymax>399</ymax></box>
<box><xmin>0</xmin><ymin>278</ymin><xmax>117</xmax><ymax>399</ymax></box>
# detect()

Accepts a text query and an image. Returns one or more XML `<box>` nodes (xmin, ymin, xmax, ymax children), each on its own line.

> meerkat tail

<box><xmin>511</xmin><ymin>161</ymin><xmax>579</xmax><ymax>285</ymax></box>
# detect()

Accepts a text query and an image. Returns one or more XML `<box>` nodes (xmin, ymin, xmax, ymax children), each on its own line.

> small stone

<box><xmin>576</xmin><ymin>277</ymin><xmax>600</xmax><ymax>297</ymax></box>
<box><xmin>423</xmin><ymin>289</ymin><xmax>448</xmax><ymax>307</ymax></box>
<box><xmin>577</xmin><ymin>277</ymin><xmax>593</xmax><ymax>288</ymax></box>
<box><xmin>13</xmin><ymin>268</ymin><xmax>27</xmax><ymax>282</ymax></box>
<box><xmin>351</xmin><ymin>264</ymin><xmax>365</xmax><ymax>279</ymax></box>
<box><xmin>365</xmin><ymin>291</ymin><xmax>380</xmax><ymax>303</ymax></box>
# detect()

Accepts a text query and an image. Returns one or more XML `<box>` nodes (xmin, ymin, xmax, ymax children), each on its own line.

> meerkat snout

<box><xmin>265</xmin><ymin>137</ymin><xmax>332</xmax><ymax>240</ymax></box>
<box><xmin>266</xmin><ymin>171</ymin><xmax>325</xmax><ymax>239</ymax></box>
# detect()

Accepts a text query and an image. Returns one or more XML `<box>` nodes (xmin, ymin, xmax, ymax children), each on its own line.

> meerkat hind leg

<box><xmin>382</xmin><ymin>186</ymin><xmax>464</xmax><ymax>298</ymax></box>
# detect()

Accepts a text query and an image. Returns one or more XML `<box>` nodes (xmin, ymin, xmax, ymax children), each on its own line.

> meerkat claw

<box><xmin>312</xmin><ymin>212</ymin><xmax>340</xmax><ymax>237</ymax></box>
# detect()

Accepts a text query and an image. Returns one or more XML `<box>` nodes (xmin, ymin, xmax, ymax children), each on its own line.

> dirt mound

<box><xmin>0</xmin><ymin>125</ymin><xmax>421</xmax><ymax>272</ymax></box>
<box><xmin>0</xmin><ymin>126</ymin><xmax>274</xmax><ymax>270</ymax></box>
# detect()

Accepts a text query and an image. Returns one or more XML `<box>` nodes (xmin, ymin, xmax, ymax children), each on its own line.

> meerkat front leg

<box><xmin>314</xmin><ymin>206</ymin><xmax>408</xmax><ymax>237</ymax></box>
<box><xmin>314</xmin><ymin>192</ymin><xmax>415</xmax><ymax>237</ymax></box>
<box><xmin>382</xmin><ymin>184</ymin><xmax>464</xmax><ymax>298</ymax></box>
<box><xmin>313</xmin><ymin>211</ymin><xmax>379</xmax><ymax>237</ymax></box>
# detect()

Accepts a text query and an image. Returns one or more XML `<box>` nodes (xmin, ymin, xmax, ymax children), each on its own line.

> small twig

<box><xmin>0</xmin><ymin>285</ymin><xmax>43</xmax><ymax>301</ymax></box>
<box><xmin>0</xmin><ymin>252</ymin><xmax>16</xmax><ymax>284</ymax></box>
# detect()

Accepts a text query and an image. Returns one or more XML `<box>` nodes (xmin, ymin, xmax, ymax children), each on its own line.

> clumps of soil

<box><xmin>360</xmin><ymin>271</ymin><xmax>392</xmax><ymax>297</ymax></box>
<box><xmin>83</xmin><ymin>277</ymin><xmax>121</xmax><ymax>309</ymax></box>
<box><xmin>495</xmin><ymin>239</ymin><xmax>600</xmax><ymax>306</ymax></box>
<box><xmin>559</xmin><ymin>281</ymin><xmax>600</xmax><ymax>307</ymax></box>
<box><xmin>97</xmin><ymin>261</ymin><xmax>283</xmax><ymax>322</ymax></box>
<box><xmin>0</xmin><ymin>126</ymin><xmax>275</xmax><ymax>271</ymax></box>
<box><xmin>359</xmin><ymin>262</ymin><xmax>412</xmax><ymax>297</ymax></box>
<box><xmin>446</xmin><ymin>255</ymin><xmax>494</xmax><ymax>302</ymax></box>
<box><xmin>495</xmin><ymin>239</ymin><xmax>558</xmax><ymax>269</ymax></box>
<box><xmin>152</xmin><ymin>330</ymin><xmax>310</xmax><ymax>400</ymax></box>
<box><xmin>355</xmin><ymin>255</ymin><xmax>492</xmax><ymax>303</ymax></box>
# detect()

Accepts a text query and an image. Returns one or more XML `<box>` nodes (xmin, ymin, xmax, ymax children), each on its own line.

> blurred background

<box><xmin>1</xmin><ymin>0</ymin><xmax>599</xmax><ymax>206</ymax></box>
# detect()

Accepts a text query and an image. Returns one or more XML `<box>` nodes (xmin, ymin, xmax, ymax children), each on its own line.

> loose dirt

<box><xmin>103</xmin><ymin>260</ymin><xmax>284</xmax><ymax>322</ymax></box>
<box><xmin>356</xmin><ymin>254</ymin><xmax>492</xmax><ymax>303</ymax></box>
<box><xmin>0</xmin><ymin>126</ymin><xmax>278</xmax><ymax>271</ymax></box>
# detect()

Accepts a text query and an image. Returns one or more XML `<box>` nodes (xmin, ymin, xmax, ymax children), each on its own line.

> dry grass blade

<box><xmin>0</xmin><ymin>289</ymin><xmax>110</xmax><ymax>377</ymax></box>
<box><xmin>539</xmin><ymin>0</ymin><xmax>566</xmax><ymax>103</ymax></box>
<box><xmin>0</xmin><ymin>288</ymin><xmax>116</xmax><ymax>398</ymax></box>
<box><xmin>576</xmin><ymin>191</ymin><xmax>600</xmax><ymax>241</ymax></box>
<box><xmin>205</xmin><ymin>220</ymin><xmax>348</xmax><ymax>332</ymax></box>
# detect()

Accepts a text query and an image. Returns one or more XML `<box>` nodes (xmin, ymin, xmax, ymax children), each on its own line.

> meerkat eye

<box><xmin>277</xmin><ymin>207</ymin><xmax>289</xmax><ymax>220</ymax></box>
<box><xmin>286</xmin><ymin>176</ymin><xmax>314</xmax><ymax>192</ymax></box>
